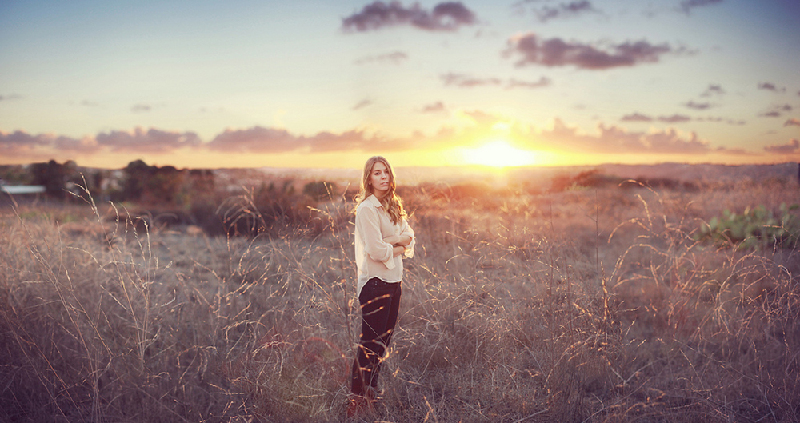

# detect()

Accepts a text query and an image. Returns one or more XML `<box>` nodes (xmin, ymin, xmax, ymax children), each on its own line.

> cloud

<box><xmin>763</xmin><ymin>139</ymin><xmax>799</xmax><ymax>154</ymax></box>
<box><xmin>354</xmin><ymin>50</ymin><xmax>409</xmax><ymax>65</ymax></box>
<box><xmin>785</xmin><ymin>118</ymin><xmax>800</xmax><ymax>127</ymax></box>
<box><xmin>659</xmin><ymin>114</ymin><xmax>691</xmax><ymax>123</ymax></box>
<box><xmin>696</xmin><ymin>117</ymin><xmax>747</xmax><ymax>125</ymax></box>
<box><xmin>96</xmin><ymin>128</ymin><xmax>201</xmax><ymax>154</ymax></box>
<box><xmin>206</xmin><ymin>127</ymin><xmax>406</xmax><ymax>154</ymax></box>
<box><xmin>0</xmin><ymin>130</ymin><xmax>52</xmax><ymax>154</ymax></box>
<box><xmin>758</xmin><ymin>82</ymin><xmax>786</xmax><ymax>93</ymax></box>
<box><xmin>684</xmin><ymin>101</ymin><xmax>712</xmax><ymax>110</ymax></box>
<box><xmin>53</xmin><ymin>136</ymin><xmax>100</xmax><ymax>154</ymax></box>
<box><xmin>621</xmin><ymin>113</ymin><xmax>690</xmax><ymax>123</ymax></box>
<box><xmin>352</xmin><ymin>99</ymin><xmax>373</xmax><ymax>110</ymax></box>
<box><xmin>207</xmin><ymin>127</ymin><xmax>297</xmax><ymax>153</ymax></box>
<box><xmin>621</xmin><ymin>113</ymin><xmax>653</xmax><ymax>122</ymax></box>
<box><xmin>0</xmin><ymin>128</ymin><xmax>201</xmax><ymax>158</ymax></box>
<box><xmin>131</xmin><ymin>104</ymin><xmax>152</xmax><ymax>113</ymax></box>
<box><xmin>421</xmin><ymin>101</ymin><xmax>446</xmax><ymax>113</ymax></box>
<box><xmin>533</xmin><ymin>1</ymin><xmax>598</xmax><ymax>22</ymax></box>
<box><xmin>3</xmin><ymin>115</ymin><xmax>767</xmax><ymax>164</ymax></box>
<box><xmin>0</xmin><ymin>94</ymin><xmax>22</xmax><ymax>101</ymax></box>
<box><xmin>759</xmin><ymin>104</ymin><xmax>793</xmax><ymax>118</ymax></box>
<box><xmin>504</xmin><ymin>33</ymin><xmax>683</xmax><ymax>70</ymax></box>
<box><xmin>342</xmin><ymin>1</ymin><xmax>477</xmax><ymax>32</ymax></box>
<box><xmin>441</xmin><ymin>73</ymin><xmax>553</xmax><ymax>89</ymax></box>
<box><xmin>680</xmin><ymin>0</ymin><xmax>723</xmax><ymax>15</ymax></box>
<box><xmin>700</xmin><ymin>84</ymin><xmax>725</xmax><ymax>97</ymax></box>
<box><xmin>441</xmin><ymin>73</ymin><xmax>502</xmax><ymax>87</ymax></box>
<box><xmin>0</xmin><ymin>131</ymin><xmax>62</xmax><ymax>162</ymax></box>
<box><xmin>539</xmin><ymin>118</ymin><xmax>715</xmax><ymax>154</ymax></box>
<box><xmin>507</xmin><ymin>76</ymin><xmax>552</xmax><ymax>89</ymax></box>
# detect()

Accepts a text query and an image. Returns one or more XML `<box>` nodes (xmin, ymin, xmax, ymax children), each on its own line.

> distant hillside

<box><xmin>596</xmin><ymin>162</ymin><xmax>798</xmax><ymax>183</ymax></box>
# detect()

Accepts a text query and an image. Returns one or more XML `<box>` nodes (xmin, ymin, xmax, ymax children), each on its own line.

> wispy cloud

<box><xmin>342</xmin><ymin>1</ymin><xmax>477</xmax><ymax>32</ymax></box>
<box><xmin>507</xmin><ymin>76</ymin><xmax>552</xmax><ymax>89</ymax></box>
<box><xmin>785</xmin><ymin>118</ymin><xmax>800</xmax><ymax>127</ymax></box>
<box><xmin>680</xmin><ymin>0</ymin><xmax>723</xmax><ymax>15</ymax></box>
<box><xmin>621</xmin><ymin>113</ymin><xmax>690</xmax><ymax>123</ymax></box>
<box><xmin>759</xmin><ymin>104</ymin><xmax>792</xmax><ymax>118</ymax></box>
<box><xmin>758</xmin><ymin>81</ymin><xmax>786</xmax><ymax>93</ymax></box>
<box><xmin>131</xmin><ymin>104</ymin><xmax>152</xmax><ymax>113</ymax></box>
<box><xmin>764</xmin><ymin>138</ymin><xmax>799</xmax><ymax>154</ymax></box>
<box><xmin>620</xmin><ymin>112</ymin><xmax>653</xmax><ymax>122</ymax></box>
<box><xmin>441</xmin><ymin>73</ymin><xmax>502</xmax><ymax>87</ymax></box>
<box><xmin>352</xmin><ymin>99</ymin><xmax>373</xmax><ymax>110</ymax></box>
<box><xmin>354</xmin><ymin>50</ymin><xmax>409</xmax><ymax>65</ymax></box>
<box><xmin>700</xmin><ymin>84</ymin><xmax>725</xmax><ymax>98</ymax></box>
<box><xmin>0</xmin><ymin>94</ymin><xmax>22</xmax><ymax>101</ymax></box>
<box><xmin>659</xmin><ymin>114</ymin><xmax>692</xmax><ymax>123</ymax></box>
<box><xmin>421</xmin><ymin>101</ymin><xmax>447</xmax><ymax>113</ymax></box>
<box><xmin>504</xmin><ymin>33</ymin><xmax>685</xmax><ymax>70</ymax></box>
<box><xmin>696</xmin><ymin>117</ymin><xmax>746</xmax><ymax>125</ymax></box>
<box><xmin>441</xmin><ymin>73</ymin><xmax>553</xmax><ymax>89</ymax></box>
<box><xmin>684</xmin><ymin>101</ymin><xmax>712</xmax><ymax>110</ymax></box>
<box><xmin>532</xmin><ymin>1</ymin><xmax>598</xmax><ymax>23</ymax></box>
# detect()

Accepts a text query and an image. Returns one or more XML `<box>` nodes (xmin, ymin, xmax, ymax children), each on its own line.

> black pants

<box><xmin>350</xmin><ymin>277</ymin><xmax>402</xmax><ymax>396</ymax></box>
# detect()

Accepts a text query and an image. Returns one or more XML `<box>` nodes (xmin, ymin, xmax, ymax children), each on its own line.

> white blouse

<box><xmin>354</xmin><ymin>194</ymin><xmax>415</xmax><ymax>296</ymax></box>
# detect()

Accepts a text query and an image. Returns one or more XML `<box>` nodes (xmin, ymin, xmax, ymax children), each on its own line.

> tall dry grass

<box><xmin>1</xmin><ymin>179</ymin><xmax>798</xmax><ymax>422</ymax></box>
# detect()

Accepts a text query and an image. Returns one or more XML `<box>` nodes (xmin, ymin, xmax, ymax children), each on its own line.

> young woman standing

<box><xmin>348</xmin><ymin>156</ymin><xmax>414</xmax><ymax>414</ymax></box>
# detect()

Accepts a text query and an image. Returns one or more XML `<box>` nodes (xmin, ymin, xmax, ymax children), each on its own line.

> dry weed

<box><xmin>0</xmin><ymin>181</ymin><xmax>798</xmax><ymax>422</ymax></box>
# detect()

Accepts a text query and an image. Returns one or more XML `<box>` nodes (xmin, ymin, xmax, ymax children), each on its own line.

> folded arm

<box><xmin>383</xmin><ymin>233</ymin><xmax>413</xmax><ymax>247</ymax></box>
<box><xmin>357</xmin><ymin>206</ymin><xmax>395</xmax><ymax>267</ymax></box>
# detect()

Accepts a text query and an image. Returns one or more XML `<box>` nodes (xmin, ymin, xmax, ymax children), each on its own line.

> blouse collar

<box><xmin>365</xmin><ymin>194</ymin><xmax>383</xmax><ymax>208</ymax></box>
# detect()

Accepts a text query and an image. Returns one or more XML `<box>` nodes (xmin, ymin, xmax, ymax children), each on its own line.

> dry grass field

<box><xmin>1</xmin><ymin>174</ymin><xmax>799</xmax><ymax>422</ymax></box>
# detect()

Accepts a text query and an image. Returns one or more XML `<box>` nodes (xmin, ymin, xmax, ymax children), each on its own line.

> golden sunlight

<box><xmin>461</xmin><ymin>140</ymin><xmax>538</xmax><ymax>167</ymax></box>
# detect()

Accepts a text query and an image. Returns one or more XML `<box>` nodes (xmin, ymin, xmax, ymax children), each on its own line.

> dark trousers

<box><xmin>350</xmin><ymin>277</ymin><xmax>402</xmax><ymax>396</ymax></box>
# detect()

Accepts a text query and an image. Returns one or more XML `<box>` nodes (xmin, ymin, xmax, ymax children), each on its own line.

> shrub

<box><xmin>695</xmin><ymin>203</ymin><xmax>800</xmax><ymax>250</ymax></box>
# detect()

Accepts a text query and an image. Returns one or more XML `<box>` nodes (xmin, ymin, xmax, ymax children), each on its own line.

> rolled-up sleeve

<box><xmin>356</xmin><ymin>205</ymin><xmax>395</xmax><ymax>269</ymax></box>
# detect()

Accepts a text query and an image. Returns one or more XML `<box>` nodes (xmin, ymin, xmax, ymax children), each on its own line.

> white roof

<box><xmin>1</xmin><ymin>186</ymin><xmax>46</xmax><ymax>194</ymax></box>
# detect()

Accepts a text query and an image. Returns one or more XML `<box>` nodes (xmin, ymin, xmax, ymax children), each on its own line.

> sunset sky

<box><xmin>1</xmin><ymin>0</ymin><xmax>799</xmax><ymax>169</ymax></box>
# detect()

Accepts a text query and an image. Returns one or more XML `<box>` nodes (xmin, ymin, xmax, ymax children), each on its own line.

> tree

<box><xmin>30</xmin><ymin>160</ymin><xmax>66</xmax><ymax>198</ymax></box>
<box><xmin>303</xmin><ymin>181</ymin><xmax>337</xmax><ymax>200</ymax></box>
<box><xmin>123</xmin><ymin>159</ymin><xmax>153</xmax><ymax>201</ymax></box>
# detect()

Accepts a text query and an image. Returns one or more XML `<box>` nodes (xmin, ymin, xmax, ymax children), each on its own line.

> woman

<box><xmin>349</xmin><ymin>156</ymin><xmax>414</xmax><ymax>410</ymax></box>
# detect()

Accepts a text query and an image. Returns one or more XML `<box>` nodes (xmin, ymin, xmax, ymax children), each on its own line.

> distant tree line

<box><xmin>2</xmin><ymin>159</ymin><xmax>347</xmax><ymax>237</ymax></box>
<box><xmin>1</xmin><ymin>159</ymin><xmax>216</xmax><ymax>205</ymax></box>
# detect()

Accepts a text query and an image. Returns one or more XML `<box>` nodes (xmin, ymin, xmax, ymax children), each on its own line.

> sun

<box><xmin>461</xmin><ymin>139</ymin><xmax>537</xmax><ymax>167</ymax></box>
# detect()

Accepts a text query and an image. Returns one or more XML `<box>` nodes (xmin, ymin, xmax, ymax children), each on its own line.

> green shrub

<box><xmin>695</xmin><ymin>203</ymin><xmax>800</xmax><ymax>250</ymax></box>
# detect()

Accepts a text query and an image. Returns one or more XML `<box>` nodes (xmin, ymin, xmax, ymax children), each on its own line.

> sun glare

<box><xmin>461</xmin><ymin>140</ymin><xmax>537</xmax><ymax>167</ymax></box>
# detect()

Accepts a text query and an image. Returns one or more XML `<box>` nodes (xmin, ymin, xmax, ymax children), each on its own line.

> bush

<box><xmin>695</xmin><ymin>203</ymin><xmax>800</xmax><ymax>250</ymax></box>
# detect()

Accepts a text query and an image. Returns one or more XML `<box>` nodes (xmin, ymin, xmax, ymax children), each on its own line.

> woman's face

<box><xmin>369</xmin><ymin>161</ymin><xmax>391</xmax><ymax>198</ymax></box>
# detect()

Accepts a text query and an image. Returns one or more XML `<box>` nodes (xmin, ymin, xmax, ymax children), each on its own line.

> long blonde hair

<box><xmin>355</xmin><ymin>156</ymin><xmax>406</xmax><ymax>225</ymax></box>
